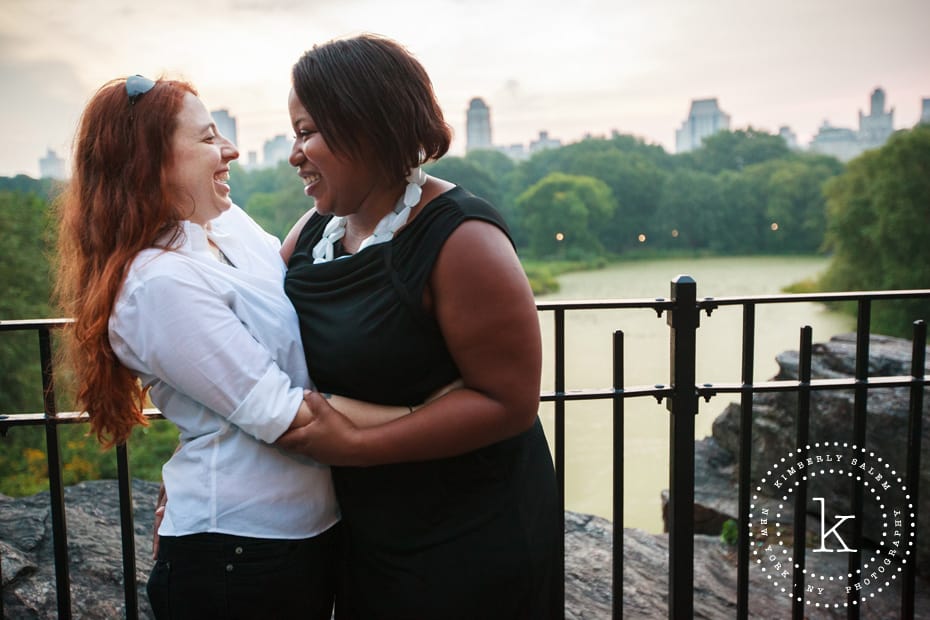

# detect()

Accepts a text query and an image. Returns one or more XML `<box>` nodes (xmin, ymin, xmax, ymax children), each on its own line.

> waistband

<box><xmin>158</xmin><ymin>524</ymin><xmax>340</xmax><ymax>560</ymax></box>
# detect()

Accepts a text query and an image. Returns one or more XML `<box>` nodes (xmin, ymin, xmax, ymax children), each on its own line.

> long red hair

<box><xmin>56</xmin><ymin>77</ymin><xmax>197</xmax><ymax>447</ymax></box>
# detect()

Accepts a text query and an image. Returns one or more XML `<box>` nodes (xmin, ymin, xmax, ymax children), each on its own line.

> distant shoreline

<box><xmin>524</xmin><ymin>252</ymin><xmax>830</xmax><ymax>296</ymax></box>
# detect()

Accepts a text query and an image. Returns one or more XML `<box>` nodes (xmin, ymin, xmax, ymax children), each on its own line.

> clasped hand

<box><xmin>275</xmin><ymin>391</ymin><xmax>363</xmax><ymax>466</ymax></box>
<box><xmin>276</xmin><ymin>378</ymin><xmax>463</xmax><ymax>465</ymax></box>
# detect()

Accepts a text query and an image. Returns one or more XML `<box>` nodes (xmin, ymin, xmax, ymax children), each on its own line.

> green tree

<box><xmin>242</xmin><ymin>183</ymin><xmax>309</xmax><ymax>240</ymax></box>
<box><xmin>679</xmin><ymin>128</ymin><xmax>792</xmax><ymax>174</ymax></box>
<box><xmin>228</xmin><ymin>161</ymin><xmax>295</xmax><ymax>206</ymax></box>
<box><xmin>505</xmin><ymin>137</ymin><xmax>670</xmax><ymax>254</ymax></box>
<box><xmin>715</xmin><ymin>167</ymin><xmax>771</xmax><ymax>253</ymax></box>
<box><xmin>0</xmin><ymin>190</ymin><xmax>54</xmax><ymax>412</ymax></box>
<box><xmin>509</xmin><ymin>134</ymin><xmax>672</xmax><ymax>190</ymax></box>
<box><xmin>763</xmin><ymin>159</ymin><xmax>835</xmax><ymax>253</ymax></box>
<box><xmin>606</xmin><ymin>133</ymin><xmax>675</xmax><ymax>170</ymax></box>
<box><xmin>578</xmin><ymin>151</ymin><xmax>666</xmax><ymax>253</ymax></box>
<box><xmin>464</xmin><ymin>149</ymin><xmax>516</xmax><ymax>179</ymax></box>
<box><xmin>515</xmin><ymin>173</ymin><xmax>616</xmax><ymax>258</ymax></box>
<box><xmin>0</xmin><ymin>175</ymin><xmax>60</xmax><ymax>200</ymax></box>
<box><xmin>524</xmin><ymin>148</ymin><xmax>666</xmax><ymax>253</ymax></box>
<box><xmin>820</xmin><ymin>125</ymin><xmax>930</xmax><ymax>336</ymax></box>
<box><xmin>424</xmin><ymin>156</ymin><xmax>500</xmax><ymax>207</ymax></box>
<box><xmin>228</xmin><ymin>161</ymin><xmax>312</xmax><ymax>239</ymax></box>
<box><xmin>654</xmin><ymin>169</ymin><xmax>721</xmax><ymax>250</ymax></box>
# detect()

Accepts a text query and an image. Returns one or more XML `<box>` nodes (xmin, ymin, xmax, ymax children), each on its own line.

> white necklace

<box><xmin>312</xmin><ymin>167</ymin><xmax>426</xmax><ymax>264</ymax></box>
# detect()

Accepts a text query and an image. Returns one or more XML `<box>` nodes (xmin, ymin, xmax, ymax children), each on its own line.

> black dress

<box><xmin>285</xmin><ymin>186</ymin><xmax>561</xmax><ymax>620</ymax></box>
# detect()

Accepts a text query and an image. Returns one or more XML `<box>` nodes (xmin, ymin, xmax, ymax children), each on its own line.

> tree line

<box><xmin>237</xmin><ymin>128</ymin><xmax>844</xmax><ymax>260</ymax></box>
<box><xmin>1</xmin><ymin>125</ymin><xmax>927</xmax><ymax>495</ymax></box>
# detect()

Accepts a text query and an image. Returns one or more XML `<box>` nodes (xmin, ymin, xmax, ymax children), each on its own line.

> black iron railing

<box><xmin>1</xmin><ymin>278</ymin><xmax>928</xmax><ymax>619</ymax></box>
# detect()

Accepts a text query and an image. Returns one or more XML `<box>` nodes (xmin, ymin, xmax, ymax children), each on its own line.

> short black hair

<box><xmin>292</xmin><ymin>34</ymin><xmax>452</xmax><ymax>182</ymax></box>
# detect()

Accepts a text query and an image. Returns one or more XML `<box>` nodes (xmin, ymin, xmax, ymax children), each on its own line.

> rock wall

<box><xmin>709</xmin><ymin>333</ymin><xmax>930</xmax><ymax>574</ymax></box>
<box><xmin>5</xmin><ymin>480</ymin><xmax>928</xmax><ymax>618</ymax></box>
<box><xmin>1</xmin><ymin>480</ymin><xmax>159</xmax><ymax>619</ymax></box>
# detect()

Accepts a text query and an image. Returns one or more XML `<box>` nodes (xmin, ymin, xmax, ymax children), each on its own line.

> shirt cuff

<box><xmin>227</xmin><ymin>366</ymin><xmax>302</xmax><ymax>443</ymax></box>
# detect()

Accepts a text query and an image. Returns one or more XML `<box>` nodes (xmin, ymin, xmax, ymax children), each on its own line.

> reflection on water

<box><xmin>535</xmin><ymin>256</ymin><xmax>853</xmax><ymax>533</ymax></box>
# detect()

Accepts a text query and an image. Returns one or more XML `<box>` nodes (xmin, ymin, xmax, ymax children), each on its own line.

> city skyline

<box><xmin>2</xmin><ymin>0</ymin><xmax>928</xmax><ymax>178</ymax></box>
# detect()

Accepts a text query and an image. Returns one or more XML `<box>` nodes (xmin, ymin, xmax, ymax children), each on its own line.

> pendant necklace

<box><xmin>312</xmin><ymin>167</ymin><xmax>426</xmax><ymax>264</ymax></box>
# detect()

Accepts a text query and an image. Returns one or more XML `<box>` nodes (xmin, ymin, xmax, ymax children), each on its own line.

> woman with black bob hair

<box><xmin>277</xmin><ymin>34</ymin><xmax>562</xmax><ymax>619</ymax></box>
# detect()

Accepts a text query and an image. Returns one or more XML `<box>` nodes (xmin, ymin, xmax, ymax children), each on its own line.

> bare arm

<box><xmin>290</xmin><ymin>377</ymin><xmax>462</xmax><ymax>429</ymax></box>
<box><xmin>276</xmin><ymin>220</ymin><xmax>541</xmax><ymax>465</ymax></box>
<box><xmin>279</xmin><ymin>208</ymin><xmax>316</xmax><ymax>264</ymax></box>
<box><xmin>289</xmin><ymin>393</ymin><xmax>412</xmax><ymax>429</ymax></box>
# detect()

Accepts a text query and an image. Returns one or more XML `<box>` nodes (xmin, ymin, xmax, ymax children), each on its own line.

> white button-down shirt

<box><xmin>109</xmin><ymin>205</ymin><xmax>337</xmax><ymax>539</ymax></box>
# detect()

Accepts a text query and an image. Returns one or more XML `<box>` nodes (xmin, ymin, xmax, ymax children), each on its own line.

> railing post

<box><xmin>736</xmin><ymin>302</ymin><xmax>755</xmax><ymax>620</ymax></box>
<box><xmin>612</xmin><ymin>330</ymin><xmax>624</xmax><ymax>620</ymax></box>
<box><xmin>553</xmin><ymin>308</ymin><xmax>566</xmax><ymax>615</ymax></box>
<box><xmin>791</xmin><ymin>326</ymin><xmax>813</xmax><ymax>620</ymax></box>
<box><xmin>902</xmin><ymin>320</ymin><xmax>926</xmax><ymax>618</ymax></box>
<box><xmin>39</xmin><ymin>326</ymin><xmax>72</xmax><ymax>619</ymax></box>
<box><xmin>847</xmin><ymin>300</ymin><xmax>871</xmax><ymax>618</ymax></box>
<box><xmin>116</xmin><ymin>444</ymin><xmax>139</xmax><ymax>618</ymax></box>
<box><xmin>666</xmin><ymin>275</ymin><xmax>698</xmax><ymax>620</ymax></box>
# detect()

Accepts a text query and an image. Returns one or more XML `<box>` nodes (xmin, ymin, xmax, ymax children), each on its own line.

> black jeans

<box><xmin>147</xmin><ymin>524</ymin><xmax>340</xmax><ymax>620</ymax></box>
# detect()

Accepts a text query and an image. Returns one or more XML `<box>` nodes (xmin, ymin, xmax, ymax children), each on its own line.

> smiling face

<box><xmin>287</xmin><ymin>88</ymin><xmax>383</xmax><ymax>218</ymax></box>
<box><xmin>165</xmin><ymin>93</ymin><xmax>239</xmax><ymax>226</ymax></box>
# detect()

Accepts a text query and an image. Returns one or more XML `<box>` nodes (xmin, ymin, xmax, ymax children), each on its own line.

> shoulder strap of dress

<box><xmin>416</xmin><ymin>185</ymin><xmax>512</xmax><ymax>246</ymax></box>
<box><xmin>391</xmin><ymin>186</ymin><xmax>514</xmax><ymax>306</ymax></box>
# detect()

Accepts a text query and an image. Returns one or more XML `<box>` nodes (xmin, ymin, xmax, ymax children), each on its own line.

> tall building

<box><xmin>497</xmin><ymin>143</ymin><xmax>527</xmax><ymax>160</ymax></box>
<box><xmin>675</xmin><ymin>98</ymin><xmax>730</xmax><ymax>153</ymax></box>
<box><xmin>809</xmin><ymin>87</ymin><xmax>897</xmax><ymax>161</ymax></box>
<box><xmin>778</xmin><ymin>126</ymin><xmax>799</xmax><ymax>150</ymax></box>
<box><xmin>919</xmin><ymin>98</ymin><xmax>930</xmax><ymax>125</ymax></box>
<box><xmin>463</xmin><ymin>96</ymin><xmax>562</xmax><ymax>161</ymax></box>
<box><xmin>808</xmin><ymin>122</ymin><xmax>862</xmax><ymax>161</ymax></box>
<box><xmin>263</xmin><ymin>135</ymin><xmax>291</xmax><ymax>168</ymax></box>
<box><xmin>528</xmin><ymin>130</ymin><xmax>562</xmax><ymax>154</ymax></box>
<box><xmin>466</xmin><ymin>98</ymin><xmax>492</xmax><ymax>153</ymax></box>
<box><xmin>858</xmin><ymin>88</ymin><xmax>894</xmax><ymax>149</ymax></box>
<box><xmin>211</xmin><ymin>109</ymin><xmax>238</xmax><ymax>147</ymax></box>
<box><xmin>38</xmin><ymin>148</ymin><xmax>66</xmax><ymax>179</ymax></box>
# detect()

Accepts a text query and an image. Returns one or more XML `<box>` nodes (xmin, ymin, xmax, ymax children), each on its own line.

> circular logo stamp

<box><xmin>748</xmin><ymin>441</ymin><xmax>915</xmax><ymax>611</ymax></box>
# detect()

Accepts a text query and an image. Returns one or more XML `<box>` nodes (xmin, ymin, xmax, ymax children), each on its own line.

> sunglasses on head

<box><xmin>126</xmin><ymin>75</ymin><xmax>156</xmax><ymax>105</ymax></box>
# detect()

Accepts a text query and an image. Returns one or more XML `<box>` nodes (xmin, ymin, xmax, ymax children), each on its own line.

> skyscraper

<box><xmin>808</xmin><ymin>122</ymin><xmax>862</xmax><ymax>161</ymax></box>
<box><xmin>810</xmin><ymin>87</ymin><xmax>899</xmax><ymax>161</ymax></box>
<box><xmin>675</xmin><ymin>98</ymin><xmax>731</xmax><ymax>153</ymax></box>
<box><xmin>778</xmin><ymin>126</ymin><xmax>799</xmax><ymax>150</ymax></box>
<box><xmin>919</xmin><ymin>98</ymin><xmax>930</xmax><ymax>125</ymax></box>
<box><xmin>858</xmin><ymin>87</ymin><xmax>894</xmax><ymax>149</ymax></box>
<box><xmin>38</xmin><ymin>148</ymin><xmax>66</xmax><ymax>179</ymax></box>
<box><xmin>466</xmin><ymin>98</ymin><xmax>492</xmax><ymax>153</ymax></box>
<box><xmin>529</xmin><ymin>130</ymin><xmax>561</xmax><ymax>154</ymax></box>
<box><xmin>263</xmin><ymin>135</ymin><xmax>291</xmax><ymax>168</ymax></box>
<box><xmin>211</xmin><ymin>109</ymin><xmax>238</xmax><ymax>147</ymax></box>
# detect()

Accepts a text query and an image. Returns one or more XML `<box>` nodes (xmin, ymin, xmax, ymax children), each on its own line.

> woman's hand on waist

<box><xmin>276</xmin><ymin>391</ymin><xmax>367</xmax><ymax>466</ymax></box>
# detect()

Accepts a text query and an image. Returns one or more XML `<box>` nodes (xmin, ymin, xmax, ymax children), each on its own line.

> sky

<box><xmin>1</xmin><ymin>0</ymin><xmax>928</xmax><ymax>178</ymax></box>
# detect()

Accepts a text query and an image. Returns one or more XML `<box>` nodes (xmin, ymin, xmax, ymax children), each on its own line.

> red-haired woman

<box><xmin>56</xmin><ymin>76</ymin><xmax>410</xmax><ymax>619</ymax></box>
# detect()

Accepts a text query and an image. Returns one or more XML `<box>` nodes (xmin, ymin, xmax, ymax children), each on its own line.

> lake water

<box><xmin>534</xmin><ymin>255</ymin><xmax>854</xmax><ymax>533</ymax></box>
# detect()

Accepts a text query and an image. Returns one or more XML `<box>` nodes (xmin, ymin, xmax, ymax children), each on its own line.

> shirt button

<box><xmin>226</xmin><ymin>563</ymin><xmax>234</xmax><ymax>572</ymax></box>
<box><xmin>235</xmin><ymin>546</ymin><xmax>244</xmax><ymax>555</ymax></box>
